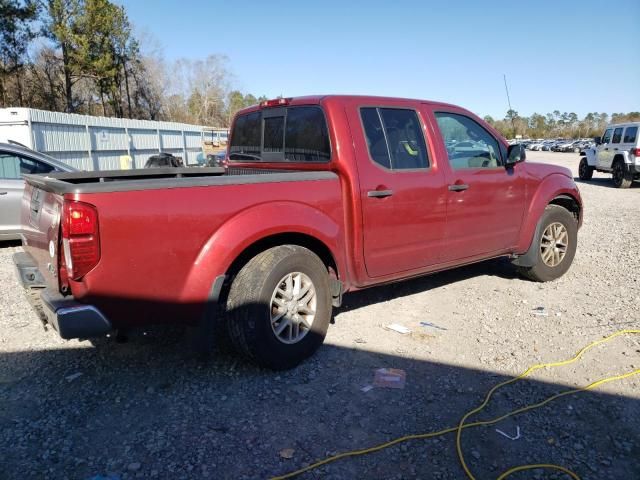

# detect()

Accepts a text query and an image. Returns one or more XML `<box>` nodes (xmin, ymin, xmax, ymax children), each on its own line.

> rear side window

<box><xmin>360</xmin><ymin>107</ymin><xmax>429</xmax><ymax>170</ymax></box>
<box><xmin>623</xmin><ymin>126</ymin><xmax>638</xmax><ymax>143</ymax></box>
<box><xmin>229</xmin><ymin>106</ymin><xmax>330</xmax><ymax>162</ymax></box>
<box><xmin>612</xmin><ymin>127</ymin><xmax>623</xmax><ymax>143</ymax></box>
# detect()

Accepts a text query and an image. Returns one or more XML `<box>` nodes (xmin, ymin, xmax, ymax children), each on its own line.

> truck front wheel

<box><xmin>226</xmin><ymin>245</ymin><xmax>332</xmax><ymax>370</ymax></box>
<box><xmin>517</xmin><ymin>205</ymin><xmax>578</xmax><ymax>282</ymax></box>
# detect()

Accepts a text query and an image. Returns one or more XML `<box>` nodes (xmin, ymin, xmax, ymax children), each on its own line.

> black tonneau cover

<box><xmin>24</xmin><ymin>167</ymin><xmax>337</xmax><ymax>195</ymax></box>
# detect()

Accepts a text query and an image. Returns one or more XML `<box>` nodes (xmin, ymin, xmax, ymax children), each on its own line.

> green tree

<box><xmin>0</xmin><ymin>0</ymin><xmax>38</xmax><ymax>106</ymax></box>
<box><xmin>69</xmin><ymin>0</ymin><xmax>138</xmax><ymax>117</ymax></box>
<box><xmin>43</xmin><ymin>0</ymin><xmax>83</xmax><ymax>112</ymax></box>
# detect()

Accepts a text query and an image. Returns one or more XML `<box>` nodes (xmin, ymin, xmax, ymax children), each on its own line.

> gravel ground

<box><xmin>1</xmin><ymin>151</ymin><xmax>639</xmax><ymax>480</ymax></box>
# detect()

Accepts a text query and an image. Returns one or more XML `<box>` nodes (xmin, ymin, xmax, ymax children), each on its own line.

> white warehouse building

<box><xmin>0</xmin><ymin>107</ymin><xmax>216</xmax><ymax>171</ymax></box>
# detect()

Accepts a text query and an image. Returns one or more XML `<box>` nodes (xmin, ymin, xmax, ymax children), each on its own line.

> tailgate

<box><xmin>20</xmin><ymin>181</ymin><xmax>64</xmax><ymax>291</ymax></box>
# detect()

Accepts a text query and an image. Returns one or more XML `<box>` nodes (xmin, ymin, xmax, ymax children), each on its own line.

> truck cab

<box><xmin>579</xmin><ymin>122</ymin><xmax>640</xmax><ymax>188</ymax></box>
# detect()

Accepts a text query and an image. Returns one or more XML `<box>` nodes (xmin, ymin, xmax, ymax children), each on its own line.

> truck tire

<box><xmin>578</xmin><ymin>157</ymin><xmax>593</xmax><ymax>180</ymax></box>
<box><xmin>226</xmin><ymin>245</ymin><xmax>332</xmax><ymax>370</ymax></box>
<box><xmin>517</xmin><ymin>205</ymin><xmax>577</xmax><ymax>282</ymax></box>
<box><xmin>612</xmin><ymin>160</ymin><xmax>632</xmax><ymax>188</ymax></box>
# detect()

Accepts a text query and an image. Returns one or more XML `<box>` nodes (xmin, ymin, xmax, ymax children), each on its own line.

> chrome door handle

<box><xmin>448</xmin><ymin>184</ymin><xmax>469</xmax><ymax>192</ymax></box>
<box><xmin>367</xmin><ymin>189</ymin><xmax>393</xmax><ymax>198</ymax></box>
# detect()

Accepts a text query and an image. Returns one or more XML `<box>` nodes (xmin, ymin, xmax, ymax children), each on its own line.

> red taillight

<box><xmin>60</xmin><ymin>200</ymin><xmax>100</xmax><ymax>281</ymax></box>
<box><xmin>260</xmin><ymin>97</ymin><xmax>291</xmax><ymax>108</ymax></box>
<box><xmin>631</xmin><ymin>148</ymin><xmax>640</xmax><ymax>157</ymax></box>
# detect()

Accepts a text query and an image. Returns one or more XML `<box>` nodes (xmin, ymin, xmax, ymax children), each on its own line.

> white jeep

<box><xmin>578</xmin><ymin>122</ymin><xmax>640</xmax><ymax>188</ymax></box>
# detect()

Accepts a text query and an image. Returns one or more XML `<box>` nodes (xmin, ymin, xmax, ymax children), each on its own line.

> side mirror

<box><xmin>506</xmin><ymin>143</ymin><xmax>526</xmax><ymax>167</ymax></box>
<box><xmin>593</xmin><ymin>136</ymin><xmax>602</xmax><ymax>145</ymax></box>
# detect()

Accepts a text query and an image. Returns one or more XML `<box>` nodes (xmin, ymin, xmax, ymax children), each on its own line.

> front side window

<box><xmin>0</xmin><ymin>154</ymin><xmax>54</xmax><ymax>179</ymax></box>
<box><xmin>435</xmin><ymin>112</ymin><xmax>502</xmax><ymax>169</ymax></box>
<box><xmin>623</xmin><ymin>126</ymin><xmax>638</xmax><ymax>144</ymax></box>
<box><xmin>602</xmin><ymin>128</ymin><xmax>613</xmax><ymax>144</ymax></box>
<box><xmin>360</xmin><ymin>107</ymin><xmax>429</xmax><ymax>170</ymax></box>
<box><xmin>229</xmin><ymin>106</ymin><xmax>330</xmax><ymax>162</ymax></box>
<box><xmin>612</xmin><ymin>127</ymin><xmax>623</xmax><ymax>144</ymax></box>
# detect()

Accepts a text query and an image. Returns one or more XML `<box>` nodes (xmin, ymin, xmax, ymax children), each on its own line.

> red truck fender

<box><xmin>514</xmin><ymin>173</ymin><xmax>582</xmax><ymax>262</ymax></box>
<box><xmin>179</xmin><ymin>201</ymin><xmax>347</xmax><ymax>304</ymax></box>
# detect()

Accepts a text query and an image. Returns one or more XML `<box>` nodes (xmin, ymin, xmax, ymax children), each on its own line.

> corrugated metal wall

<box><xmin>2</xmin><ymin>108</ymin><xmax>225</xmax><ymax>171</ymax></box>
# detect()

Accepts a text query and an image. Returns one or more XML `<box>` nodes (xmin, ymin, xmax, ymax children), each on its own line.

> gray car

<box><xmin>0</xmin><ymin>142</ymin><xmax>76</xmax><ymax>240</ymax></box>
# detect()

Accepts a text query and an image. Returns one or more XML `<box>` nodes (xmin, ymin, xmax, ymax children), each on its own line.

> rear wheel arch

<box><xmin>613</xmin><ymin>154</ymin><xmax>625</xmax><ymax>165</ymax></box>
<box><xmin>188</xmin><ymin>233</ymin><xmax>341</xmax><ymax>358</ymax></box>
<box><xmin>226</xmin><ymin>232</ymin><xmax>339</xmax><ymax>281</ymax></box>
<box><xmin>225</xmin><ymin>244</ymin><xmax>333</xmax><ymax>369</ymax></box>
<box><xmin>216</xmin><ymin>232</ymin><xmax>344</xmax><ymax>312</ymax></box>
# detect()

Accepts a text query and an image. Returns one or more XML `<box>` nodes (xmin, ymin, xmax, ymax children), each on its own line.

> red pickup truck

<box><xmin>14</xmin><ymin>95</ymin><xmax>582</xmax><ymax>369</ymax></box>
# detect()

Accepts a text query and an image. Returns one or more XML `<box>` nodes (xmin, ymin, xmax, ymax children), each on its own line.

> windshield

<box><xmin>229</xmin><ymin>106</ymin><xmax>331</xmax><ymax>162</ymax></box>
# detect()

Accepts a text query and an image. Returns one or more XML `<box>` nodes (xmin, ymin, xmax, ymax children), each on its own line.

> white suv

<box><xmin>579</xmin><ymin>122</ymin><xmax>640</xmax><ymax>188</ymax></box>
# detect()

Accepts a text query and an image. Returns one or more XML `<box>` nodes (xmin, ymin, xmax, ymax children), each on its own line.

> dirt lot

<box><xmin>1</xmin><ymin>151</ymin><xmax>639</xmax><ymax>480</ymax></box>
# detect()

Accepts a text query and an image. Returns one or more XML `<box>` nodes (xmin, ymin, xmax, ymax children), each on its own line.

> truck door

<box><xmin>597</xmin><ymin>128</ymin><xmax>614</xmax><ymax>170</ymax></box>
<box><xmin>428</xmin><ymin>109</ymin><xmax>527</xmax><ymax>261</ymax></box>
<box><xmin>346</xmin><ymin>102</ymin><xmax>448</xmax><ymax>278</ymax></box>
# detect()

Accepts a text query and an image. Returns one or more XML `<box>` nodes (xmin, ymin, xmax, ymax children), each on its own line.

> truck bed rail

<box><xmin>24</xmin><ymin>167</ymin><xmax>337</xmax><ymax>195</ymax></box>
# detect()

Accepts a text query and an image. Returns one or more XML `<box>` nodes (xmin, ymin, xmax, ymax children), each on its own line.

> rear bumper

<box><xmin>13</xmin><ymin>252</ymin><xmax>112</xmax><ymax>339</ymax></box>
<box><xmin>40</xmin><ymin>289</ymin><xmax>112</xmax><ymax>339</ymax></box>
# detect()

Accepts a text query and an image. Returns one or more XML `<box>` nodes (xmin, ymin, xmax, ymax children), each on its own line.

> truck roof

<box><xmin>235</xmin><ymin>94</ymin><xmax>461</xmax><ymax>116</ymax></box>
<box><xmin>606</xmin><ymin>121</ymin><xmax>640</xmax><ymax>128</ymax></box>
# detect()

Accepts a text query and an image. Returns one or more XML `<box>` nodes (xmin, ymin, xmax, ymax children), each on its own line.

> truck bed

<box><xmin>24</xmin><ymin>167</ymin><xmax>333</xmax><ymax>194</ymax></box>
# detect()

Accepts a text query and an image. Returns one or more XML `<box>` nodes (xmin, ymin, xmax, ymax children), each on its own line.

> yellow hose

<box><xmin>270</xmin><ymin>329</ymin><xmax>640</xmax><ymax>480</ymax></box>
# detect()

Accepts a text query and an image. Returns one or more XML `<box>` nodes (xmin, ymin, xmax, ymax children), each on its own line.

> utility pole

<box><xmin>503</xmin><ymin>74</ymin><xmax>516</xmax><ymax>138</ymax></box>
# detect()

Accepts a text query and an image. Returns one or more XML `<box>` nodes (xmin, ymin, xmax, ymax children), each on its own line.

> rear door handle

<box><xmin>604</xmin><ymin>148</ymin><xmax>609</xmax><ymax>150</ymax></box>
<box><xmin>0</xmin><ymin>191</ymin><xmax>7</xmax><ymax>195</ymax></box>
<box><xmin>448</xmin><ymin>184</ymin><xmax>469</xmax><ymax>192</ymax></box>
<box><xmin>367</xmin><ymin>189</ymin><xmax>393</xmax><ymax>198</ymax></box>
<box><xmin>613</xmin><ymin>148</ymin><xmax>618</xmax><ymax>151</ymax></box>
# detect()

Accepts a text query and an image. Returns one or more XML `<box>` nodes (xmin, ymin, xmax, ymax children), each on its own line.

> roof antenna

<box><xmin>503</xmin><ymin>74</ymin><xmax>516</xmax><ymax>138</ymax></box>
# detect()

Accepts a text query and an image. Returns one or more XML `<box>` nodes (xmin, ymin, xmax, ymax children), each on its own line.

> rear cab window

<box><xmin>229</xmin><ymin>106</ymin><xmax>330</xmax><ymax>162</ymax></box>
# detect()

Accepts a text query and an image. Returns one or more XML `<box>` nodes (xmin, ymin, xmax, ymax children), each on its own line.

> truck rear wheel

<box><xmin>612</xmin><ymin>160</ymin><xmax>632</xmax><ymax>188</ymax></box>
<box><xmin>578</xmin><ymin>157</ymin><xmax>593</xmax><ymax>180</ymax></box>
<box><xmin>226</xmin><ymin>245</ymin><xmax>332</xmax><ymax>370</ymax></box>
<box><xmin>517</xmin><ymin>205</ymin><xmax>577</xmax><ymax>282</ymax></box>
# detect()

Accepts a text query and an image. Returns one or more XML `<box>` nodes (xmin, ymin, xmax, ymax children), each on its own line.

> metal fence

<box><xmin>0</xmin><ymin>108</ymin><xmax>223</xmax><ymax>170</ymax></box>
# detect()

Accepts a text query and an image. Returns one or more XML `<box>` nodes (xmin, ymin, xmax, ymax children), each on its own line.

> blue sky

<box><xmin>117</xmin><ymin>0</ymin><xmax>640</xmax><ymax>119</ymax></box>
